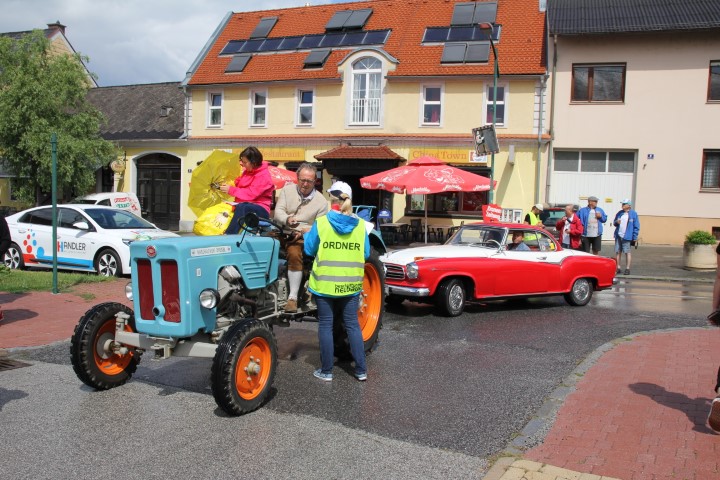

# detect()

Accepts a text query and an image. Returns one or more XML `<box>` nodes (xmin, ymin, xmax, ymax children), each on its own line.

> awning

<box><xmin>315</xmin><ymin>145</ymin><xmax>405</xmax><ymax>176</ymax></box>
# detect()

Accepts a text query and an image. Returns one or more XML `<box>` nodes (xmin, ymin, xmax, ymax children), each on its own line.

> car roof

<box><xmin>463</xmin><ymin>222</ymin><xmax>550</xmax><ymax>232</ymax></box>
<box><xmin>18</xmin><ymin>204</ymin><xmax>129</xmax><ymax>212</ymax></box>
<box><xmin>76</xmin><ymin>192</ymin><xmax>138</xmax><ymax>200</ymax></box>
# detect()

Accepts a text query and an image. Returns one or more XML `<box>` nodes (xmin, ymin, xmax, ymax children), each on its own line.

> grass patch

<box><xmin>0</xmin><ymin>267</ymin><xmax>114</xmax><ymax>294</ymax></box>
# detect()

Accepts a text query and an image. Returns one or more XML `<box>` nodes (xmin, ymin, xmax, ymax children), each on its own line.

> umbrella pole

<box><xmin>424</xmin><ymin>195</ymin><xmax>428</xmax><ymax>243</ymax></box>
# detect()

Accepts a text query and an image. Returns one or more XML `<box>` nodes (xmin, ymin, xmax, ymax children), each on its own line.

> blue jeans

<box><xmin>225</xmin><ymin>202</ymin><xmax>268</xmax><ymax>234</ymax></box>
<box><xmin>315</xmin><ymin>294</ymin><xmax>366</xmax><ymax>375</ymax></box>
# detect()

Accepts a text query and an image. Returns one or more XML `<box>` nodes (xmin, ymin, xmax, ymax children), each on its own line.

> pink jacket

<box><xmin>556</xmin><ymin>214</ymin><xmax>583</xmax><ymax>249</ymax></box>
<box><xmin>227</xmin><ymin>161</ymin><xmax>274</xmax><ymax>214</ymax></box>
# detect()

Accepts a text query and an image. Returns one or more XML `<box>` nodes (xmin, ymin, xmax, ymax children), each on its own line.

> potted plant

<box><xmin>683</xmin><ymin>230</ymin><xmax>718</xmax><ymax>270</ymax></box>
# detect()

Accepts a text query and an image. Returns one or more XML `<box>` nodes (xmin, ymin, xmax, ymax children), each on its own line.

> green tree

<box><xmin>0</xmin><ymin>30</ymin><xmax>117</xmax><ymax>204</ymax></box>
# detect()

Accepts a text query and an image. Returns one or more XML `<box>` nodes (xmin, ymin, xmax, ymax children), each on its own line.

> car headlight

<box><xmin>199</xmin><ymin>289</ymin><xmax>220</xmax><ymax>309</ymax></box>
<box><xmin>406</xmin><ymin>262</ymin><xmax>419</xmax><ymax>279</ymax></box>
<box><xmin>125</xmin><ymin>282</ymin><xmax>133</xmax><ymax>300</ymax></box>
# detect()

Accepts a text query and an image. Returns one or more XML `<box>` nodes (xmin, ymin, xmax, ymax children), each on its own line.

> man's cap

<box><xmin>533</xmin><ymin>203</ymin><xmax>544</xmax><ymax>211</ymax></box>
<box><xmin>327</xmin><ymin>181</ymin><xmax>352</xmax><ymax>200</ymax></box>
<box><xmin>588</xmin><ymin>195</ymin><xmax>599</xmax><ymax>202</ymax></box>
<box><xmin>621</xmin><ymin>198</ymin><xmax>632</xmax><ymax>205</ymax></box>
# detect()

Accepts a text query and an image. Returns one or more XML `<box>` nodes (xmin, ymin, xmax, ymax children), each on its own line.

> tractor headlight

<box><xmin>406</xmin><ymin>262</ymin><xmax>419</xmax><ymax>279</ymax></box>
<box><xmin>199</xmin><ymin>289</ymin><xmax>220</xmax><ymax>309</ymax></box>
<box><xmin>125</xmin><ymin>282</ymin><xmax>133</xmax><ymax>300</ymax></box>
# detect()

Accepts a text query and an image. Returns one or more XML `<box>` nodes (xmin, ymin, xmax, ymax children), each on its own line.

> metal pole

<box><xmin>489</xmin><ymin>38</ymin><xmax>498</xmax><ymax>205</ymax></box>
<box><xmin>51</xmin><ymin>132</ymin><xmax>58</xmax><ymax>294</ymax></box>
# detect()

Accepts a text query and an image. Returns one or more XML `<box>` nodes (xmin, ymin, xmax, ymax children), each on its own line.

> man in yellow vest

<box><xmin>524</xmin><ymin>203</ymin><xmax>544</xmax><ymax>227</ymax></box>
<box><xmin>304</xmin><ymin>181</ymin><xmax>370</xmax><ymax>382</ymax></box>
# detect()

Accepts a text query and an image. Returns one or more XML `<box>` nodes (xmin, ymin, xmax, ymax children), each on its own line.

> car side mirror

<box><xmin>73</xmin><ymin>221</ymin><xmax>90</xmax><ymax>230</ymax></box>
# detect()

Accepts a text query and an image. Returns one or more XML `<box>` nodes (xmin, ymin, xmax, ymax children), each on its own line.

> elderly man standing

<box><xmin>274</xmin><ymin>163</ymin><xmax>329</xmax><ymax>313</ymax></box>
<box><xmin>577</xmin><ymin>195</ymin><xmax>607</xmax><ymax>255</ymax></box>
<box><xmin>613</xmin><ymin>199</ymin><xmax>640</xmax><ymax>275</ymax></box>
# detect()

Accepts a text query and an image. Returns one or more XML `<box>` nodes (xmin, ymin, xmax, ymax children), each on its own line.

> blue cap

<box><xmin>621</xmin><ymin>198</ymin><xmax>632</xmax><ymax>205</ymax></box>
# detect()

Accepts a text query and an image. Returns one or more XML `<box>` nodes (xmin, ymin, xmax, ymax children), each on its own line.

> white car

<box><xmin>73</xmin><ymin>192</ymin><xmax>143</xmax><ymax>216</ymax></box>
<box><xmin>2</xmin><ymin>204</ymin><xmax>178</xmax><ymax>276</ymax></box>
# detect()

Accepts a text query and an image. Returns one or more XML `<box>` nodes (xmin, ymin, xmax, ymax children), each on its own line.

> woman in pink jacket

<box><xmin>220</xmin><ymin>146</ymin><xmax>274</xmax><ymax>234</ymax></box>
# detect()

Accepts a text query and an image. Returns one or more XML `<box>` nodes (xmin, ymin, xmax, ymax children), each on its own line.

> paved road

<box><xmin>1</xmin><ymin>279</ymin><xmax>712</xmax><ymax>478</ymax></box>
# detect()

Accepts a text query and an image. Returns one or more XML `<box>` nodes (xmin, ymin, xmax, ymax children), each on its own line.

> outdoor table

<box><xmin>429</xmin><ymin>224</ymin><xmax>456</xmax><ymax>241</ymax></box>
<box><xmin>379</xmin><ymin>223</ymin><xmax>408</xmax><ymax>245</ymax></box>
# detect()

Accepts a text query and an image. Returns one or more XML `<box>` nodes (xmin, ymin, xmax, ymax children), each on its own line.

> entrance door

<box><xmin>136</xmin><ymin>154</ymin><xmax>181</xmax><ymax>231</ymax></box>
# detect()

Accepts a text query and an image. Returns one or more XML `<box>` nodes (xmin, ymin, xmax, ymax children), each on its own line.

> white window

<box><xmin>421</xmin><ymin>85</ymin><xmax>443</xmax><ymax>126</ymax></box>
<box><xmin>351</xmin><ymin>57</ymin><xmax>382</xmax><ymax>125</ymax></box>
<box><xmin>250</xmin><ymin>90</ymin><xmax>267</xmax><ymax>127</ymax></box>
<box><xmin>297</xmin><ymin>89</ymin><xmax>314</xmax><ymax>126</ymax></box>
<box><xmin>485</xmin><ymin>84</ymin><xmax>506</xmax><ymax>126</ymax></box>
<box><xmin>208</xmin><ymin>92</ymin><xmax>222</xmax><ymax>127</ymax></box>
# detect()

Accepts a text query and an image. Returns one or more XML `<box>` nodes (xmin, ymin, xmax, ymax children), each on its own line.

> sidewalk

<box><xmin>486</xmin><ymin>328</ymin><xmax>720</xmax><ymax>480</ymax></box>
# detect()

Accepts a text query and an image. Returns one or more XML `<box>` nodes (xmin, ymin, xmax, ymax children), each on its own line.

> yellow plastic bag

<box><xmin>193</xmin><ymin>202</ymin><xmax>233</xmax><ymax>236</ymax></box>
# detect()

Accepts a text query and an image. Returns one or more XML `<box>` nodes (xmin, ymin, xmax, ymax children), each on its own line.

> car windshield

<box><xmin>83</xmin><ymin>208</ymin><xmax>155</xmax><ymax>230</ymax></box>
<box><xmin>73</xmin><ymin>199</ymin><xmax>98</xmax><ymax>205</ymax></box>
<box><xmin>446</xmin><ymin>225</ymin><xmax>506</xmax><ymax>247</ymax></box>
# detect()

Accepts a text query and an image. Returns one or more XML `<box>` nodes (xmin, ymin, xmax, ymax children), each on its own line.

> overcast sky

<box><xmin>0</xmin><ymin>0</ymin><xmax>345</xmax><ymax>87</ymax></box>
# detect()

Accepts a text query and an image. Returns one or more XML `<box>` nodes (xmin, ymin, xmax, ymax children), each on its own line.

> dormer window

<box><xmin>160</xmin><ymin>106</ymin><xmax>172</xmax><ymax>117</ymax></box>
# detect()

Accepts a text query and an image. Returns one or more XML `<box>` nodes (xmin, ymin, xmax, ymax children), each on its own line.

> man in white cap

<box><xmin>613</xmin><ymin>198</ymin><xmax>639</xmax><ymax>275</ymax></box>
<box><xmin>577</xmin><ymin>195</ymin><xmax>607</xmax><ymax>255</ymax></box>
<box><xmin>524</xmin><ymin>203</ymin><xmax>545</xmax><ymax>227</ymax></box>
<box><xmin>274</xmin><ymin>163</ymin><xmax>328</xmax><ymax>313</ymax></box>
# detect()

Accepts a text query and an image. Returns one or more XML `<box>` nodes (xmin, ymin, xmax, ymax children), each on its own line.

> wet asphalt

<box><xmin>2</xmin><ymin>278</ymin><xmax>713</xmax><ymax>478</ymax></box>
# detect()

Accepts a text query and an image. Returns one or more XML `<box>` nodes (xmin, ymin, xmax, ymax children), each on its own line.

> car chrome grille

<box><xmin>385</xmin><ymin>264</ymin><xmax>405</xmax><ymax>280</ymax></box>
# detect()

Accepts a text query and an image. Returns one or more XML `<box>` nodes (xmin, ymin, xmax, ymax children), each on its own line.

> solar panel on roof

<box><xmin>472</xmin><ymin>2</ymin><xmax>497</xmax><ymax>24</ymax></box>
<box><xmin>339</xmin><ymin>31</ymin><xmax>367</xmax><ymax>46</ymax></box>
<box><xmin>320</xmin><ymin>33</ymin><xmax>344</xmax><ymax>47</ymax></box>
<box><xmin>362</xmin><ymin>30</ymin><xmax>390</xmax><ymax>45</ymax></box>
<box><xmin>299</xmin><ymin>34</ymin><xmax>323</xmax><ymax>49</ymax></box>
<box><xmin>423</xmin><ymin>27</ymin><xmax>450</xmax><ymax>43</ymax></box>
<box><xmin>240</xmin><ymin>39</ymin><xmax>264</xmax><ymax>53</ymax></box>
<box><xmin>326</xmin><ymin>10</ymin><xmax>353</xmax><ymax>30</ymax></box>
<box><xmin>258</xmin><ymin>37</ymin><xmax>284</xmax><ymax>52</ymax></box>
<box><xmin>441</xmin><ymin>43</ymin><xmax>467</xmax><ymax>63</ymax></box>
<box><xmin>279</xmin><ymin>36</ymin><xmax>303</xmax><ymax>50</ymax></box>
<box><xmin>448</xmin><ymin>26</ymin><xmax>475</xmax><ymax>42</ymax></box>
<box><xmin>465</xmin><ymin>42</ymin><xmax>490</xmax><ymax>62</ymax></box>
<box><xmin>451</xmin><ymin>3</ymin><xmax>476</xmax><ymax>26</ymax></box>
<box><xmin>225</xmin><ymin>54</ymin><xmax>251</xmax><ymax>73</ymax></box>
<box><xmin>303</xmin><ymin>49</ymin><xmax>331</xmax><ymax>68</ymax></box>
<box><xmin>345</xmin><ymin>9</ymin><xmax>372</xmax><ymax>29</ymax></box>
<box><xmin>250</xmin><ymin>17</ymin><xmax>278</xmax><ymax>39</ymax></box>
<box><xmin>220</xmin><ymin>40</ymin><xmax>245</xmax><ymax>55</ymax></box>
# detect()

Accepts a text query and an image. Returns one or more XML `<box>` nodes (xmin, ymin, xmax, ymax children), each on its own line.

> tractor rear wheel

<box><xmin>211</xmin><ymin>318</ymin><xmax>277</xmax><ymax>416</ymax></box>
<box><xmin>334</xmin><ymin>250</ymin><xmax>385</xmax><ymax>359</ymax></box>
<box><xmin>70</xmin><ymin>302</ymin><xmax>139</xmax><ymax>390</ymax></box>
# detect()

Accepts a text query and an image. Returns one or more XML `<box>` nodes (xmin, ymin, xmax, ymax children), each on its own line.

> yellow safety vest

<box><xmin>527</xmin><ymin>211</ymin><xmax>541</xmax><ymax>226</ymax></box>
<box><xmin>309</xmin><ymin>216</ymin><xmax>366</xmax><ymax>296</ymax></box>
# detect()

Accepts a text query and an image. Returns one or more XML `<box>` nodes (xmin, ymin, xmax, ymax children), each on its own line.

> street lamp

<box><xmin>479</xmin><ymin>22</ymin><xmax>499</xmax><ymax>204</ymax></box>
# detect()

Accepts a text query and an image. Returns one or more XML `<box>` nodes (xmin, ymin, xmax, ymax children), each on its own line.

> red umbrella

<box><xmin>268</xmin><ymin>165</ymin><xmax>297</xmax><ymax>189</ymax></box>
<box><xmin>360</xmin><ymin>156</ymin><xmax>495</xmax><ymax>242</ymax></box>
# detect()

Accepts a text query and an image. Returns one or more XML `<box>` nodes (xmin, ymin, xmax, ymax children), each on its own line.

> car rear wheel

<box><xmin>436</xmin><ymin>278</ymin><xmax>465</xmax><ymax>317</ymax></box>
<box><xmin>95</xmin><ymin>248</ymin><xmax>121</xmax><ymax>277</ymax></box>
<box><xmin>564</xmin><ymin>278</ymin><xmax>593</xmax><ymax>306</ymax></box>
<box><xmin>3</xmin><ymin>243</ymin><xmax>24</xmax><ymax>270</ymax></box>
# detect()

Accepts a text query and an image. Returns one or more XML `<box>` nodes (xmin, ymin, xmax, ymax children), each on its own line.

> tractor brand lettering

<box><xmin>322</xmin><ymin>241</ymin><xmax>361</xmax><ymax>251</ymax></box>
<box><xmin>146</xmin><ymin>245</ymin><xmax>157</xmax><ymax>258</ymax></box>
<box><xmin>190</xmin><ymin>246</ymin><xmax>232</xmax><ymax>257</ymax></box>
<box><xmin>334</xmin><ymin>283</ymin><xmax>363</xmax><ymax>294</ymax></box>
<box><xmin>57</xmin><ymin>241</ymin><xmax>86</xmax><ymax>252</ymax></box>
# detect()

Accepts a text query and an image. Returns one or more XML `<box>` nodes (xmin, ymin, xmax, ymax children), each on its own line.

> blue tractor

<box><xmin>70</xmin><ymin>215</ymin><xmax>386</xmax><ymax>415</ymax></box>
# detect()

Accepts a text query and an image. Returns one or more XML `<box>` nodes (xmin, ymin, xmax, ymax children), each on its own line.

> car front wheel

<box><xmin>95</xmin><ymin>248</ymin><xmax>122</xmax><ymax>277</ymax></box>
<box><xmin>564</xmin><ymin>278</ymin><xmax>593</xmax><ymax>306</ymax></box>
<box><xmin>436</xmin><ymin>278</ymin><xmax>465</xmax><ymax>317</ymax></box>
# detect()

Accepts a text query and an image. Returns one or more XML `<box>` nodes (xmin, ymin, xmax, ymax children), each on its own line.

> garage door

<box><xmin>549</xmin><ymin>150</ymin><xmax>635</xmax><ymax>240</ymax></box>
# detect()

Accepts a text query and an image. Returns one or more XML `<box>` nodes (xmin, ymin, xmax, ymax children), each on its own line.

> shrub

<box><xmin>684</xmin><ymin>230</ymin><xmax>717</xmax><ymax>245</ymax></box>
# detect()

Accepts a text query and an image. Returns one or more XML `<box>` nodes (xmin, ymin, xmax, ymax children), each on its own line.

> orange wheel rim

<box><xmin>358</xmin><ymin>262</ymin><xmax>382</xmax><ymax>342</ymax></box>
<box><xmin>234</xmin><ymin>337</ymin><xmax>272</xmax><ymax>400</ymax></box>
<box><xmin>93</xmin><ymin>319</ymin><xmax>134</xmax><ymax>375</ymax></box>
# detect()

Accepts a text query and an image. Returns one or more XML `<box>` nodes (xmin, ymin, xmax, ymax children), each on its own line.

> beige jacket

<box><xmin>274</xmin><ymin>183</ymin><xmax>328</xmax><ymax>230</ymax></box>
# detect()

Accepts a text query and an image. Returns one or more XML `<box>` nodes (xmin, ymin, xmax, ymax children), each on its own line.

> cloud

<box><xmin>0</xmin><ymin>0</ymin><xmax>342</xmax><ymax>86</ymax></box>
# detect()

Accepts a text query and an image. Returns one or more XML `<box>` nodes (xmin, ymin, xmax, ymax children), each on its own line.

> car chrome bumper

<box><xmin>612</xmin><ymin>277</ymin><xmax>618</xmax><ymax>285</ymax></box>
<box><xmin>386</xmin><ymin>284</ymin><xmax>431</xmax><ymax>297</ymax></box>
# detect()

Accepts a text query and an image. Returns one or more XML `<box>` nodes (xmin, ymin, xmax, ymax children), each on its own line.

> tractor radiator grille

<box><xmin>136</xmin><ymin>259</ymin><xmax>181</xmax><ymax>323</ymax></box>
<box><xmin>137</xmin><ymin>259</ymin><xmax>155</xmax><ymax>320</ymax></box>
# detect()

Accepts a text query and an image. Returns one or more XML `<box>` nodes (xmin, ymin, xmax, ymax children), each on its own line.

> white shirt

<box><xmin>562</xmin><ymin>215</ymin><xmax>574</xmax><ymax>244</ymax></box>
<box><xmin>586</xmin><ymin>208</ymin><xmax>599</xmax><ymax>237</ymax></box>
<box><xmin>618</xmin><ymin>212</ymin><xmax>629</xmax><ymax>238</ymax></box>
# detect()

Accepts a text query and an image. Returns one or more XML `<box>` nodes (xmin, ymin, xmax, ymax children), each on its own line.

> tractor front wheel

<box><xmin>211</xmin><ymin>318</ymin><xmax>277</xmax><ymax>416</ymax></box>
<box><xmin>70</xmin><ymin>302</ymin><xmax>139</xmax><ymax>390</ymax></box>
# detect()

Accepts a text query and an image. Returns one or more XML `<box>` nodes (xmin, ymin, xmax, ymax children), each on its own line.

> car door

<box><xmin>56</xmin><ymin>207</ymin><xmax>95</xmax><ymax>271</ymax></box>
<box><xmin>492</xmin><ymin>230</ymin><xmax>551</xmax><ymax>295</ymax></box>
<box><xmin>19</xmin><ymin>208</ymin><xmax>55</xmax><ymax>268</ymax></box>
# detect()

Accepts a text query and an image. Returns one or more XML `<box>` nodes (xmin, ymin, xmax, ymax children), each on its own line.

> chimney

<box><xmin>47</xmin><ymin>20</ymin><xmax>66</xmax><ymax>35</ymax></box>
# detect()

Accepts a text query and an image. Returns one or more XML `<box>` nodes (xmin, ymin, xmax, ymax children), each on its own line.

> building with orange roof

<box><xmin>172</xmin><ymin>0</ymin><xmax>549</xmax><ymax>231</ymax></box>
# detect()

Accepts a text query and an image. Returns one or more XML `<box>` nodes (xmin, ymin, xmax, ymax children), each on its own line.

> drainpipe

<box><xmin>181</xmin><ymin>85</ymin><xmax>190</xmax><ymax>139</ymax></box>
<box><xmin>545</xmin><ymin>34</ymin><xmax>558</xmax><ymax>201</ymax></box>
<box><xmin>535</xmin><ymin>74</ymin><xmax>547</xmax><ymax>204</ymax></box>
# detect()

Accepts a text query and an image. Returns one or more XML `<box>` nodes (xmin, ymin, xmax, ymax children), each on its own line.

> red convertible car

<box><xmin>381</xmin><ymin>223</ymin><xmax>617</xmax><ymax>316</ymax></box>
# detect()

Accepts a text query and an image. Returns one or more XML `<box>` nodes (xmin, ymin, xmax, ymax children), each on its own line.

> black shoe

<box><xmin>624</xmin><ymin>269</ymin><xmax>630</xmax><ymax>275</ymax></box>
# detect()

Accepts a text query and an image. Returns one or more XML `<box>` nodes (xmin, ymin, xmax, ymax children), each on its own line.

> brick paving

<box><xmin>0</xmin><ymin>279</ymin><xmax>130</xmax><ymax>348</ymax></box>
<box><xmin>525</xmin><ymin>329</ymin><xmax>720</xmax><ymax>480</ymax></box>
